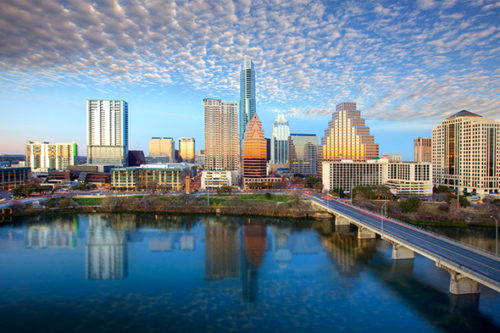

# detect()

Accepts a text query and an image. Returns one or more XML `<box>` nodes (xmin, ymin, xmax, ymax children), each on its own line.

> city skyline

<box><xmin>0</xmin><ymin>0</ymin><xmax>499</xmax><ymax>159</ymax></box>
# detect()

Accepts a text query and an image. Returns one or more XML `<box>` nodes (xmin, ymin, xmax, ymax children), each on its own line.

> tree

<box><xmin>305</xmin><ymin>176</ymin><xmax>322</xmax><ymax>189</ymax></box>
<box><xmin>330</xmin><ymin>188</ymin><xmax>345</xmax><ymax>198</ymax></box>
<box><xmin>398</xmin><ymin>197</ymin><xmax>421</xmax><ymax>213</ymax></box>
<box><xmin>11</xmin><ymin>184</ymin><xmax>43</xmax><ymax>198</ymax></box>
<box><xmin>216</xmin><ymin>186</ymin><xmax>232</xmax><ymax>194</ymax></box>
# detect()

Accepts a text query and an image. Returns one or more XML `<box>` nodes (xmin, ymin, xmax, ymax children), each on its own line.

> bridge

<box><xmin>304</xmin><ymin>192</ymin><xmax>500</xmax><ymax>295</ymax></box>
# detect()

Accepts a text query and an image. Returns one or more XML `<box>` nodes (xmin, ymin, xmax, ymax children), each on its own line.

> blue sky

<box><xmin>0</xmin><ymin>0</ymin><xmax>499</xmax><ymax>160</ymax></box>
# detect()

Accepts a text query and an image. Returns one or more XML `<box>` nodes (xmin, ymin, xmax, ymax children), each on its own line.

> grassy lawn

<box><xmin>239</xmin><ymin>194</ymin><xmax>294</xmax><ymax>203</ymax></box>
<box><xmin>73</xmin><ymin>197</ymin><xmax>104</xmax><ymax>206</ymax></box>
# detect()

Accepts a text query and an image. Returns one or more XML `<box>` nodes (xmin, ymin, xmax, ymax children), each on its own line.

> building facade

<box><xmin>243</xmin><ymin>113</ymin><xmax>267</xmax><ymax>179</ymax></box>
<box><xmin>87</xmin><ymin>99</ymin><xmax>128</xmax><ymax>166</ymax></box>
<box><xmin>0</xmin><ymin>167</ymin><xmax>31</xmax><ymax>190</ymax></box>
<box><xmin>270</xmin><ymin>114</ymin><xmax>290</xmax><ymax>165</ymax></box>
<box><xmin>321</xmin><ymin>102</ymin><xmax>378</xmax><ymax>162</ymax></box>
<box><xmin>111</xmin><ymin>163</ymin><xmax>195</xmax><ymax>191</ymax></box>
<box><xmin>149</xmin><ymin>137</ymin><xmax>175</xmax><ymax>162</ymax></box>
<box><xmin>432</xmin><ymin>110</ymin><xmax>500</xmax><ymax>196</ymax></box>
<box><xmin>179</xmin><ymin>137</ymin><xmax>195</xmax><ymax>163</ymax></box>
<box><xmin>204</xmin><ymin>98</ymin><xmax>240</xmax><ymax>171</ymax></box>
<box><xmin>239</xmin><ymin>59</ymin><xmax>256</xmax><ymax>140</ymax></box>
<box><xmin>322</xmin><ymin>159</ymin><xmax>433</xmax><ymax>196</ymax></box>
<box><xmin>201</xmin><ymin>170</ymin><xmax>238</xmax><ymax>189</ymax></box>
<box><xmin>26</xmin><ymin>141</ymin><xmax>77</xmax><ymax>172</ymax></box>
<box><xmin>289</xmin><ymin>134</ymin><xmax>318</xmax><ymax>176</ymax></box>
<box><xmin>414</xmin><ymin>137</ymin><xmax>432</xmax><ymax>163</ymax></box>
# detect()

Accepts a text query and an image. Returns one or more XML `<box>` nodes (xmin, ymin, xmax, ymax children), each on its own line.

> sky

<box><xmin>0</xmin><ymin>0</ymin><xmax>499</xmax><ymax>160</ymax></box>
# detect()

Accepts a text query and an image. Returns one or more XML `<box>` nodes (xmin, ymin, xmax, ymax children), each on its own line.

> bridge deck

<box><xmin>306</xmin><ymin>193</ymin><xmax>500</xmax><ymax>292</ymax></box>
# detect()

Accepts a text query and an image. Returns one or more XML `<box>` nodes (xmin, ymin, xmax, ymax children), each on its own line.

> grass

<box><xmin>239</xmin><ymin>194</ymin><xmax>294</xmax><ymax>203</ymax></box>
<box><xmin>73</xmin><ymin>197</ymin><xmax>104</xmax><ymax>206</ymax></box>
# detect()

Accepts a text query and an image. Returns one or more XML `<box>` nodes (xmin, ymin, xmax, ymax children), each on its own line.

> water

<box><xmin>0</xmin><ymin>214</ymin><xmax>499</xmax><ymax>333</ymax></box>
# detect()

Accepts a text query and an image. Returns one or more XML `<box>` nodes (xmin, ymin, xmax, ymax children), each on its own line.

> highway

<box><xmin>305</xmin><ymin>191</ymin><xmax>500</xmax><ymax>292</ymax></box>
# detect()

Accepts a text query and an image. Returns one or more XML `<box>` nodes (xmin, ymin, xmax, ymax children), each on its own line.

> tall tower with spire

<box><xmin>239</xmin><ymin>59</ymin><xmax>256</xmax><ymax>141</ymax></box>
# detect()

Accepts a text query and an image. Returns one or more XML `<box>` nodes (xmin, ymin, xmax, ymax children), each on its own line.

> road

<box><xmin>305</xmin><ymin>191</ymin><xmax>500</xmax><ymax>292</ymax></box>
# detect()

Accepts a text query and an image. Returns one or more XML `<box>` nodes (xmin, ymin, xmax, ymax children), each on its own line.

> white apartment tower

<box><xmin>87</xmin><ymin>99</ymin><xmax>128</xmax><ymax>166</ymax></box>
<box><xmin>432</xmin><ymin>110</ymin><xmax>500</xmax><ymax>196</ymax></box>
<box><xmin>26</xmin><ymin>141</ymin><xmax>77</xmax><ymax>172</ymax></box>
<box><xmin>204</xmin><ymin>98</ymin><xmax>240</xmax><ymax>171</ymax></box>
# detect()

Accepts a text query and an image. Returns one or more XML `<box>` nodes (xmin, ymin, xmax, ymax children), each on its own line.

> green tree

<box><xmin>216</xmin><ymin>186</ymin><xmax>232</xmax><ymax>194</ymax></box>
<box><xmin>398</xmin><ymin>197</ymin><xmax>421</xmax><ymax>213</ymax></box>
<box><xmin>330</xmin><ymin>188</ymin><xmax>345</xmax><ymax>198</ymax></box>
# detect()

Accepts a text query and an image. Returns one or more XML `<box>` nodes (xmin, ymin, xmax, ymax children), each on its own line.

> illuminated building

<box><xmin>149</xmin><ymin>137</ymin><xmax>175</xmax><ymax>162</ymax></box>
<box><xmin>87</xmin><ymin>99</ymin><xmax>128</xmax><ymax>166</ymax></box>
<box><xmin>179</xmin><ymin>137</ymin><xmax>195</xmax><ymax>163</ymax></box>
<box><xmin>432</xmin><ymin>110</ymin><xmax>500</xmax><ymax>195</ymax></box>
<box><xmin>414</xmin><ymin>137</ymin><xmax>432</xmax><ymax>163</ymax></box>
<box><xmin>289</xmin><ymin>134</ymin><xmax>318</xmax><ymax>176</ymax></box>
<box><xmin>243</xmin><ymin>113</ymin><xmax>267</xmax><ymax>179</ymax></box>
<box><xmin>0</xmin><ymin>167</ymin><xmax>31</xmax><ymax>190</ymax></box>
<box><xmin>204</xmin><ymin>98</ymin><xmax>239</xmax><ymax>171</ymax></box>
<box><xmin>26</xmin><ymin>141</ymin><xmax>77</xmax><ymax>172</ymax></box>
<box><xmin>321</xmin><ymin>102</ymin><xmax>378</xmax><ymax>162</ymax></box>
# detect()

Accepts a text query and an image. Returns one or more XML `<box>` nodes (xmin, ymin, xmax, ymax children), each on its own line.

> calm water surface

<box><xmin>0</xmin><ymin>214</ymin><xmax>499</xmax><ymax>333</ymax></box>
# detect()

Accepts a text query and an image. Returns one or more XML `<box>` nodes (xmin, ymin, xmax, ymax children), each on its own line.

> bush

<box><xmin>398</xmin><ymin>197</ymin><xmax>421</xmax><ymax>213</ymax></box>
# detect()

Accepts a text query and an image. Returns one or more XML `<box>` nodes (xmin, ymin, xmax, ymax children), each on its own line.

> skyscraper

<box><xmin>204</xmin><ymin>98</ymin><xmax>239</xmax><ymax>171</ymax></box>
<box><xmin>289</xmin><ymin>134</ymin><xmax>318</xmax><ymax>176</ymax></box>
<box><xmin>432</xmin><ymin>110</ymin><xmax>500</xmax><ymax>196</ymax></box>
<box><xmin>179</xmin><ymin>137</ymin><xmax>195</xmax><ymax>163</ymax></box>
<box><xmin>270</xmin><ymin>114</ymin><xmax>290</xmax><ymax>165</ymax></box>
<box><xmin>149</xmin><ymin>137</ymin><xmax>175</xmax><ymax>162</ymax></box>
<box><xmin>414</xmin><ymin>137</ymin><xmax>432</xmax><ymax>163</ymax></box>
<box><xmin>243</xmin><ymin>113</ymin><xmax>267</xmax><ymax>179</ymax></box>
<box><xmin>26</xmin><ymin>141</ymin><xmax>77</xmax><ymax>172</ymax></box>
<box><xmin>321</xmin><ymin>102</ymin><xmax>378</xmax><ymax>162</ymax></box>
<box><xmin>87</xmin><ymin>99</ymin><xmax>128</xmax><ymax>166</ymax></box>
<box><xmin>239</xmin><ymin>59</ymin><xmax>256</xmax><ymax>140</ymax></box>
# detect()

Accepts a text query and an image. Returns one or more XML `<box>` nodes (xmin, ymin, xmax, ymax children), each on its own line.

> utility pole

<box><xmin>491</xmin><ymin>215</ymin><xmax>498</xmax><ymax>255</ymax></box>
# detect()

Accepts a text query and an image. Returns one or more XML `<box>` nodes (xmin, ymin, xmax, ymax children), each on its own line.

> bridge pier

<box><xmin>437</xmin><ymin>264</ymin><xmax>480</xmax><ymax>295</ymax></box>
<box><xmin>391</xmin><ymin>244</ymin><xmax>414</xmax><ymax>260</ymax></box>
<box><xmin>334</xmin><ymin>214</ymin><xmax>351</xmax><ymax>226</ymax></box>
<box><xmin>357</xmin><ymin>227</ymin><xmax>376</xmax><ymax>239</ymax></box>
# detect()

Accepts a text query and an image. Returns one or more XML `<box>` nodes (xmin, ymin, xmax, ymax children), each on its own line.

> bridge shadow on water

<box><xmin>316</xmin><ymin>220</ymin><xmax>500</xmax><ymax>333</ymax></box>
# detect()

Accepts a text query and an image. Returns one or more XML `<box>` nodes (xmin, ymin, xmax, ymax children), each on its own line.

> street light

<box><xmin>491</xmin><ymin>215</ymin><xmax>498</xmax><ymax>256</ymax></box>
<box><xmin>381</xmin><ymin>201</ymin><xmax>387</xmax><ymax>238</ymax></box>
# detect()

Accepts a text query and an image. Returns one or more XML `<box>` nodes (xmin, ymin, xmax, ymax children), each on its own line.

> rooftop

<box><xmin>446</xmin><ymin>110</ymin><xmax>482</xmax><ymax>119</ymax></box>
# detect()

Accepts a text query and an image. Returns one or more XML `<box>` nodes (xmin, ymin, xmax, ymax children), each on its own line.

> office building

<box><xmin>270</xmin><ymin>114</ymin><xmax>290</xmax><ymax>166</ymax></box>
<box><xmin>26</xmin><ymin>141</ymin><xmax>77</xmax><ymax>172</ymax></box>
<box><xmin>322</xmin><ymin>159</ymin><xmax>432</xmax><ymax>196</ymax></box>
<box><xmin>321</xmin><ymin>102</ymin><xmax>378</xmax><ymax>162</ymax></box>
<box><xmin>149</xmin><ymin>137</ymin><xmax>175</xmax><ymax>162</ymax></box>
<box><xmin>204</xmin><ymin>98</ymin><xmax>239</xmax><ymax>171</ymax></box>
<box><xmin>289</xmin><ymin>134</ymin><xmax>318</xmax><ymax>176</ymax></box>
<box><xmin>243</xmin><ymin>113</ymin><xmax>267</xmax><ymax>179</ymax></box>
<box><xmin>239</xmin><ymin>59</ymin><xmax>256</xmax><ymax>140</ymax></box>
<box><xmin>201</xmin><ymin>170</ymin><xmax>238</xmax><ymax>189</ymax></box>
<box><xmin>179</xmin><ymin>137</ymin><xmax>195</xmax><ymax>163</ymax></box>
<box><xmin>381</xmin><ymin>154</ymin><xmax>402</xmax><ymax>163</ymax></box>
<box><xmin>87</xmin><ymin>99</ymin><xmax>128</xmax><ymax>166</ymax></box>
<box><xmin>414</xmin><ymin>137</ymin><xmax>432</xmax><ymax>163</ymax></box>
<box><xmin>432</xmin><ymin>110</ymin><xmax>500</xmax><ymax>196</ymax></box>
<box><xmin>0</xmin><ymin>166</ymin><xmax>31</xmax><ymax>191</ymax></box>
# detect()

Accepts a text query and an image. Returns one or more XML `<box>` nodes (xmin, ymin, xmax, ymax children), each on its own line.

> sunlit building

<box><xmin>243</xmin><ymin>113</ymin><xmax>267</xmax><ymax>179</ymax></box>
<box><xmin>239</xmin><ymin>59</ymin><xmax>256</xmax><ymax>141</ymax></box>
<box><xmin>0</xmin><ymin>166</ymin><xmax>31</xmax><ymax>191</ymax></box>
<box><xmin>432</xmin><ymin>110</ymin><xmax>500</xmax><ymax>196</ymax></box>
<box><xmin>179</xmin><ymin>137</ymin><xmax>195</xmax><ymax>163</ymax></box>
<box><xmin>26</xmin><ymin>141</ymin><xmax>77</xmax><ymax>172</ymax></box>
<box><xmin>414</xmin><ymin>137</ymin><xmax>432</xmax><ymax>163</ymax></box>
<box><xmin>321</xmin><ymin>102</ymin><xmax>378</xmax><ymax>162</ymax></box>
<box><xmin>149</xmin><ymin>137</ymin><xmax>175</xmax><ymax>162</ymax></box>
<box><xmin>204</xmin><ymin>98</ymin><xmax>239</xmax><ymax>171</ymax></box>
<box><xmin>270</xmin><ymin>114</ymin><xmax>290</xmax><ymax>166</ymax></box>
<box><xmin>87</xmin><ymin>99</ymin><xmax>128</xmax><ymax>166</ymax></box>
<box><xmin>289</xmin><ymin>134</ymin><xmax>318</xmax><ymax>176</ymax></box>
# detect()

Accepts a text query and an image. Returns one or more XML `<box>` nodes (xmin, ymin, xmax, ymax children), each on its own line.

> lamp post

<box><xmin>381</xmin><ymin>201</ymin><xmax>387</xmax><ymax>238</ymax></box>
<box><xmin>491</xmin><ymin>215</ymin><xmax>498</xmax><ymax>256</ymax></box>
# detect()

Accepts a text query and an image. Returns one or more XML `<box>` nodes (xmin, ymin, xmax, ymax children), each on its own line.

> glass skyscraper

<box><xmin>289</xmin><ymin>134</ymin><xmax>318</xmax><ymax>176</ymax></box>
<box><xmin>270</xmin><ymin>114</ymin><xmax>290</xmax><ymax>165</ymax></box>
<box><xmin>239</xmin><ymin>59</ymin><xmax>256</xmax><ymax>140</ymax></box>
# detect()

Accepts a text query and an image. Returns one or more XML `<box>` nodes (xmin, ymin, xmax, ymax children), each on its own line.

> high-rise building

<box><xmin>321</xmin><ymin>102</ymin><xmax>378</xmax><ymax>162</ymax></box>
<box><xmin>26</xmin><ymin>141</ymin><xmax>77</xmax><ymax>172</ymax></box>
<box><xmin>149</xmin><ymin>137</ymin><xmax>175</xmax><ymax>162</ymax></box>
<box><xmin>270</xmin><ymin>114</ymin><xmax>290</xmax><ymax>165</ymax></box>
<box><xmin>243</xmin><ymin>113</ymin><xmax>267</xmax><ymax>179</ymax></box>
<box><xmin>204</xmin><ymin>98</ymin><xmax>239</xmax><ymax>171</ymax></box>
<box><xmin>432</xmin><ymin>110</ymin><xmax>500</xmax><ymax>196</ymax></box>
<box><xmin>179</xmin><ymin>137</ymin><xmax>195</xmax><ymax>163</ymax></box>
<box><xmin>289</xmin><ymin>134</ymin><xmax>318</xmax><ymax>176</ymax></box>
<box><xmin>239</xmin><ymin>59</ymin><xmax>256</xmax><ymax>140</ymax></box>
<box><xmin>414</xmin><ymin>137</ymin><xmax>432</xmax><ymax>163</ymax></box>
<box><xmin>87</xmin><ymin>100</ymin><xmax>128</xmax><ymax>166</ymax></box>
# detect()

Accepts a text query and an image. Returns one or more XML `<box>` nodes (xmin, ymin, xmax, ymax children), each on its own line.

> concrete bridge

<box><xmin>305</xmin><ymin>192</ymin><xmax>500</xmax><ymax>295</ymax></box>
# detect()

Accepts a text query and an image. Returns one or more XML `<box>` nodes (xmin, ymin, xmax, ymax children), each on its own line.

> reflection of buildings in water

<box><xmin>241</xmin><ymin>223</ymin><xmax>267</xmax><ymax>305</ymax></box>
<box><xmin>321</xmin><ymin>230</ymin><xmax>377</xmax><ymax>277</ymax></box>
<box><xmin>86</xmin><ymin>215</ymin><xmax>128</xmax><ymax>280</ymax></box>
<box><xmin>149</xmin><ymin>237</ymin><xmax>173</xmax><ymax>251</ymax></box>
<box><xmin>205</xmin><ymin>222</ymin><xmax>239</xmax><ymax>280</ymax></box>
<box><xmin>26</xmin><ymin>218</ymin><xmax>78</xmax><ymax>248</ymax></box>
<box><xmin>148</xmin><ymin>234</ymin><xmax>195</xmax><ymax>252</ymax></box>
<box><xmin>180</xmin><ymin>235</ymin><xmax>194</xmax><ymax>251</ymax></box>
<box><xmin>271</xmin><ymin>227</ymin><xmax>322</xmax><ymax>270</ymax></box>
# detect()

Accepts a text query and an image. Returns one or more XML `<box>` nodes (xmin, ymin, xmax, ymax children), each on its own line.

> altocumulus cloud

<box><xmin>0</xmin><ymin>0</ymin><xmax>499</xmax><ymax>121</ymax></box>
